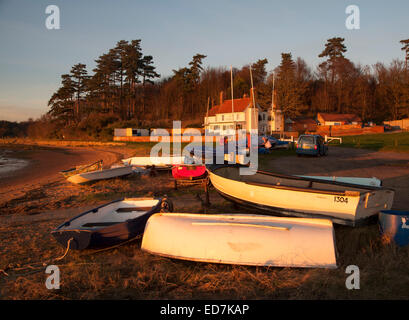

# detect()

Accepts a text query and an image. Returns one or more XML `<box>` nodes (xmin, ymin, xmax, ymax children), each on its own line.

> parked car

<box><xmin>296</xmin><ymin>134</ymin><xmax>328</xmax><ymax>157</ymax></box>
<box><xmin>384</xmin><ymin>124</ymin><xmax>393</xmax><ymax>131</ymax></box>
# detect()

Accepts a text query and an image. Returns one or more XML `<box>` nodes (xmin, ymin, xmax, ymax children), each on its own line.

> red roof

<box><xmin>207</xmin><ymin>97</ymin><xmax>252</xmax><ymax>116</ymax></box>
<box><xmin>317</xmin><ymin>113</ymin><xmax>361</xmax><ymax>123</ymax></box>
<box><xmin>292</xmin><ymin>118</ymin><xmax>317</xmax><ymax>125</ymax></box>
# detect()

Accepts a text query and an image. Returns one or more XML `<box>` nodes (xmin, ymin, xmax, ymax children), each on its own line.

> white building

<box><xmin>204</xmin><ymin>89</ymin><xmax>265</xmax><ymax>136</ymax></box>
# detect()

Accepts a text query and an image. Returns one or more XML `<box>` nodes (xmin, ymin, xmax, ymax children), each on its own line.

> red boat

<box><xmin>172</xmin><ymin>165</ymin><xmax>207</xmax><ymax>180</ymax></box>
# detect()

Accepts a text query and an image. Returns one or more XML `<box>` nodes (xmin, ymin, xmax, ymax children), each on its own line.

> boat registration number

<box><xmin>334</xmin><ymin>196</ymin><xmax>348</xmax><ymax>203</ymax></box>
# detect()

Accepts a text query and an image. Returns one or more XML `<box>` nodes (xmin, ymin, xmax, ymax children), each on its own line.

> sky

<box><xmin>0</xmin><ymin>0</ymin><xmax>408</xmax><ymax>121</ymax></box>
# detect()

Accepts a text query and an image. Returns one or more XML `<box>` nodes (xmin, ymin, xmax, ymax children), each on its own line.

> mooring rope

<box><xmin>54</xmin><ymin>237</ymin><xmax>73</xmax><ymax>261</ymax></box>
<box><xmin>0</xmin><ymin>237</ymin><xmax>74</xmax><ymax>279</ymax></box>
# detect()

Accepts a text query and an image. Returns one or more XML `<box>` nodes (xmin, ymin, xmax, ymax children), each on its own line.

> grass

<box><xmin>336</xmin><ymin>132</ymin><xmax>409</xmax><ymax>153</ymax></box>
<box><xmin>0</xmin><ymin>138</ymin><xmax>126</xmax><ymax>147</ymax></box>
<box><xmin>1</xmin><ymin>140</ymin><xmax>409</xmax><ymax>299</ymax></box>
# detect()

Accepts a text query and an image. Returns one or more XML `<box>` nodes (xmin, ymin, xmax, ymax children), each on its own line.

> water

<box><xmin>0</xmin><ymin>150</ymin><xmax>29</xmax><ymax>177</ymax></box>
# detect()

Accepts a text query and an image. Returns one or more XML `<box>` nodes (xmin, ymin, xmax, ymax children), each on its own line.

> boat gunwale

<box><xmin>52</xmin><ymin>197</ymin><xmax>162</xmax><ymax>233</ymax></box>
<box><xmin>207</xmin><ymin>164</ymin><xmax>395</xmax><ymax>193</ymax></box>
<box><xmin>141</xmin><ymin>248</ymin><xmax>338</xmax><ymax>269</ymax></box>
<box><xmin>154</xmin><ymin>212</ymin><xmax>334</xmax><ymax>227</ymax></box>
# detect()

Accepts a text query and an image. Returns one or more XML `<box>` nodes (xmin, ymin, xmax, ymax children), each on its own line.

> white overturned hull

<box><xmin>67</xmin><ymin>166</ymin><xmax>133</xmax><ymax>184</ymax></box>
<box><xmin>142</xmin><ymin>213</ymin><xmax>337</xmax><ymax>268</ymax></box>
<box><xmin>122</xmin><ymin>156</ymin><xmax>185</xmax><ymax>168</ymax></box>
<box><xmin>296</xmin><ymin>175</ymin><xmax>381</xmax><ymax>187</ymax></box>
<box><xmin>208</xmin><ymin>165</ymin><xmax>394</xmax><ymax>226</ymax></box>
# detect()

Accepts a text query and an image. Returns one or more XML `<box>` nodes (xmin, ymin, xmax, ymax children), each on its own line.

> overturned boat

<box><xmin>172</xmin><ymin>165</ymin><xmax>207</xmax><ymax>180</ymax></box>
<box><xmin>52</xmin><ymin>197</ymin><xmax>173</xmax><ymax>250</ymax></box>
<box><xmin>141</xmin><ymin>213</ymin><xmax>337</xmax><ymax>268</ymax></box>
<box><xmin>60</xmin><ymin>160</ymin><xmax>103</xmax><ymax>178</ymax></box>
<box><xmin>122</xmin><ymin>156</ymin><xmax>185</xmax><ymax>170</ymax></box>
<box><xmin>67</xmin><ymin>165</ymin><xmax>133</xmax><ymax>184</ymax></box>
<box><xmin>207</xmin><ymin>164</ymin><xmax>394</xmax><ymax>226</ymax></box>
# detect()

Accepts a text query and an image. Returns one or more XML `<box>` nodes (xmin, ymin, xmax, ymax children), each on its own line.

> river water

<box><xmin>0</xmin><ymin>150</ymin><xmax>29</xmax><ymax>178</ymax></box>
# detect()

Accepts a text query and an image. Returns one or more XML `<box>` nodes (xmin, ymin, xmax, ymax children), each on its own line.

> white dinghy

<box><xmin>122</xmin><ymin>156</ymin><xmax>185</xmax><ymax>170</ymax></box>
<box><xmin>141</xmin><ymin>213</ymin><xmax>337</xmax><ymax>268</ymax></box>
<box><xmin>208</xmin><ymin>164</ymin><xmax>394</xmax><ymax>226</ymax></box>
<box><xmin>67</xmin><ymin>165</ymin><xmax>133</xmax><ymax>184</ymax></box>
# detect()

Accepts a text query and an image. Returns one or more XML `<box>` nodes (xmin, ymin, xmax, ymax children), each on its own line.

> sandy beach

<box><xmin>0</xmin><ymin>144</ymin><xmax>136</xmax><ymax>213</ymax></box>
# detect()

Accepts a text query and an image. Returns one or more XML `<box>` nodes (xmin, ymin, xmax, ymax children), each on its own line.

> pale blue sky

<box><xmin>0</xmin><ymin>0</ymin><xmax>408</xmax><ymax>121</ymax></box>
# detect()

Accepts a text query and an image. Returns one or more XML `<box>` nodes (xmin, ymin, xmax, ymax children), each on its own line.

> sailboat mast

<box><xmin>250</xmin><ymin>66</ymin><xmax>256</xmax><ymax>109</ymax></box>
<box><xmin>230</xmin><ymin>65</ymin><xmax>234</xmax><ymax>113</ymax></box>
<box><xmin>231</xmin><ymin>65</ymin><xmax>235</xmax><ymax>134</ymax></box>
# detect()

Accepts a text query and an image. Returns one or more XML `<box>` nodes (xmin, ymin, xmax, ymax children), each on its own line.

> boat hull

<box><xmin>67</xmin><ymin>166</ymin><xmax>133</xmax><ymax>184</ymax></box>
<box><xmin>52</xmin><ymin>197</ymin><xmax>173</xmax><ymax>250</ymax></box>
<box><xmin>142</xmin><ymin>213</ymin><xmax>337</xmax><ymax>268</ymax></box>
<box><xmin>60</xmin><ymin>160</ymin><xmax>103</xmax><ymax>178</ymax></box>
<box><xmin>172</xmin><ymin>165</ymin><xmax>207</xmax><ymax>180</ymax></box>
<box><xmin>208</xmin><ymin>165</ymin><xmax>394</xmax><ymax>226</ymax></box>
<box><xmin>122</xmin><ymin>156</ymin><xmax>185</xmax><ymax>169</ymax></box>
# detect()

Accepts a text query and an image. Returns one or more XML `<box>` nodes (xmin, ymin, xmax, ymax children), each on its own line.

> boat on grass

<box><xmin>67</xmin><ymin>165</ymin><xmax>133</xmax><ymax>184</ymax></box>
<box><xmin>141</xmin><ymin>213</ymin><xmax>337</xmax><ymax>268</ymax></box>
<box><xmin>172</xmin><ymin>165</ymin><xmax>207</xmax><ymax>180</ymax></box>
<box><xmin>207</xmin><ymin>164</ymin><xmax>394</xmax><ymax>226</ymax></box>
<box><xmin>52</xmin><ymin>197</ymin><xmax>173</xmax><ymax>250</ymax></box>
<box><xmin>60</xmin><ymin>160</ymin><xmax>103</xmax><ymax>178</ymax></box>
<box><xmin>122</xmin><ymin>156</ymin><xmax>185</xmax><ymax>170</ymax></box>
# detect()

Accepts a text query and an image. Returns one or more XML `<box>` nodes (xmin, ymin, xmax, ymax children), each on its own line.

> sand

<box><xmin>0</xmin><ymin>144</ymin><xmax>135</xmax><ymax>212</ymax></box>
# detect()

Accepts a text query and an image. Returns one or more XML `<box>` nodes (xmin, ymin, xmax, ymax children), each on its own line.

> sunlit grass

<box><xmin>336</xmin><ymin>132</ymin><xmax>409</xmax><ymax>152</ymax></box>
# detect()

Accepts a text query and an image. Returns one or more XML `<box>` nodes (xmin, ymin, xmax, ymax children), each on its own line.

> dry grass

<box><xmin>1</xmin><ymin>171</ymin><xmax>409</xmax><ymax>300</ymax></box>
<box><xmin>1</xmin><ymin>143</ymin><xmax>409</xmax><ymax>300</ymax></box>
<box><xmin>0</xmin><ymin>138</ymin><xmax>126</xmax><ymax>147</ymax></box>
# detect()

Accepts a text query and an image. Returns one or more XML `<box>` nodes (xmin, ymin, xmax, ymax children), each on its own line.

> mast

<box><xmin>206</xmin><ymin>96</ymin><xmax>210</xmax><ymax>132</ymax></box>
<box><xmin>272</xmin><ymin>72</ymin><xmax>275</xmax><ymax>109</ymax></box>
<box><xmin>250</xmin><ymin>65</ymin><xmax>257</xmax><ymax>133</ymax></box>
<box><xmin>230</xmin><ymin>65</ymin><xmax>234</xmax><ymax>113</ymax></box>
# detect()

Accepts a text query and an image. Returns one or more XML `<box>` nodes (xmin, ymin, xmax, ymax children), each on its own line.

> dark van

<box><xmin>296</xmin><ymin>134</ymin><xmax>328</xmax><ymax>156</ymax></box>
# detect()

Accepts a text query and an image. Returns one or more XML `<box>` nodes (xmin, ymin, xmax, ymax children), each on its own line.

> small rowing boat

<box><xmin>67</xmin><ymin>165</ymin><xmax>133</xmax><ymax>184</ymax></box>
<box><xmin>122</xmin><ymin>156</ymin><xmax>185</xmax><ymax>170</ymax></box>
<box><xmin>141</xmin><ymin>213</ymin><xmax>337</xmax><ymax>268</ymax></box>
<box><xmin>52</xmin><ymin>197</ymin><xmax>173</xmax><ymax>250</ymax></box>
<box><xmin>60</xmin><ymin>160</ymin><xmax>103</xmax><ymax>178</ymax></box>
<box><xmin>172</xmin><ymin>165</ymin><xmax>207</xmax><ymax>180</ymax></box>
<box><xmin>207</xmin><ymin>164</ymin><xmax>394</xmax><ymax>226</ymax></box>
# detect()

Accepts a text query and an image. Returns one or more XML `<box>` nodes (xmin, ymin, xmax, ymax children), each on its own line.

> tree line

<box><xmin>2</xmin><ymin>37</ymin><xmax>409</xmax><ymax>139</ymax></box>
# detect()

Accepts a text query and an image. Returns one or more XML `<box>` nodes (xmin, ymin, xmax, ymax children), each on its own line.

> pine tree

<box><xmin>275</xmin><ymin>53</ymin><xmax>305</xmax><ymax>118</ymax></box>
<box><xmin>70</xmin><ymin>63</ymin><xmax>89</xmax><ymax>118</ymax></box>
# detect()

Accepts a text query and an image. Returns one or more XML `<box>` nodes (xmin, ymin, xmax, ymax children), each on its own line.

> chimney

<box><xmin>219</xmin><ymin>91</ymin><xmax>224</xmax><ymax>105</ymax></box>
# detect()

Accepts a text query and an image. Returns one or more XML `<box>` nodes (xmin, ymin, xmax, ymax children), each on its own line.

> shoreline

<box><xmin>0</xmin><ymin>143</ymin><xmax>134</xmax><ymax>204</ymax></box>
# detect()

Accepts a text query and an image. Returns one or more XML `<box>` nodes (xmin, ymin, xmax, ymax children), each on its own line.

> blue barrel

<box><xmin>379</xmin><ymin>210</ymin><xmax>409</xmax><ymax>247</ymax></box>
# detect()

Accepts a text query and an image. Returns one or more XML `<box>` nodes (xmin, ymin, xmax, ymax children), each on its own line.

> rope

<box><xmin>81</xmin><ymin>235</ymin><xmax>142</xmax><ymax>256</ymax></box>
<box><xmin>0</xmin><ymin>237</ymin><xmax>74</xmax><ymax>279</ymax></box>
<box><xmin>54</xmin><ymin>237</ymin><xmax>73</xmax><ymax>262</ymax></box>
